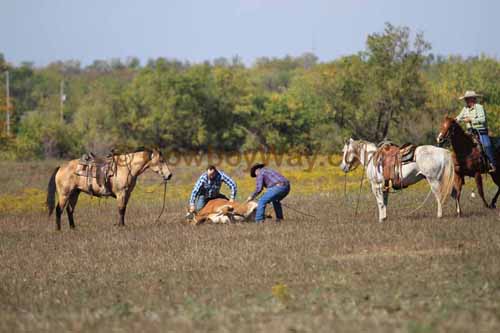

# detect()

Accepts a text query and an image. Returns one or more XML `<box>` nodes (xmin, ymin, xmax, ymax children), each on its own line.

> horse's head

<box><xmin>436</xmin><ymin>116</ymin><xmax>457</xmax><ymax>147</ymax></box>
<box><xmin>149</xmin><ymin>149</ymin><xmax>173</xmax><ymax>182</ymax></box>
<box><xmin>340</xmin><ymin>138</ymin><xmax>361</xmax><ymax>173</ymax></box>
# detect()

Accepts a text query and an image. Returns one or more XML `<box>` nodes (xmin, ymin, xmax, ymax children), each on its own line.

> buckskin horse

<box><xmin>340</xmin><ymin>138</ymin><xmax>455</xmax><ymax>222</ymax></box>
<box><xmin>436</xmin><ymin>116</ymin><xmax>500</xmax><ymax>215</ymax></box>
<box><xmin>46</xmin><ymin>148</ymin><xmax>172</xmax><ymax>230</ymax></box>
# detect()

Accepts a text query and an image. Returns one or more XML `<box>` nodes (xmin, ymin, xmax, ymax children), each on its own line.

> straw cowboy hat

<box><xmin>459</xmin><ymin>90</ymin><xmax>483</xmax><ymax>100</ymax></box>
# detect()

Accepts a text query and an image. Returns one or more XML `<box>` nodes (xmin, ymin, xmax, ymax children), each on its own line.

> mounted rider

<box><xmin>455</xmin><ymin>90</ymin><xmax>496</xmax><ymax>172</ymax></box>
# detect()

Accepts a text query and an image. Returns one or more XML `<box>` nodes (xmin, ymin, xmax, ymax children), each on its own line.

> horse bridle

<box><xmin>343</xmin><ymin>143</ymin><xmax>359</xmax><ymax>171</ymax></box>
<box><xmin>344</xmin><ymin>141</ymin><xmax>372</xmax><ymax>171</ymax></box>
<box><xmin>438</xmin><ymin>120</ymin><xmax>457</xmax><ymax>145</ymax></box>
<box><xmin>150</xmin><ymin>151</ymin><xmax>172</xmax><ymax>183</ymax></box>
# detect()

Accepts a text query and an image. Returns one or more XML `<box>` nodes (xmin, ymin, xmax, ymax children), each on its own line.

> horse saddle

<box><xmin>375</xmin><ymin>142</ymin><xmax>417</xmax><ymax>191</ymax></box>
<box><xmin>467</xmin><ymin>130</ymin><xmax>492</xmax><ymax>172</ymax></box>
<box><xmin>76</xmin><ymin>153</ymin><xmax>115</xmax><ymax>195</ymax></box>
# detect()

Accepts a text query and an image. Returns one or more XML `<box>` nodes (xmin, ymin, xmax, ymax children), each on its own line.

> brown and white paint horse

<box><xmin>340</xmin><ymin>138</ymin><xmax>455</xmax><ymax>222</ymax></box>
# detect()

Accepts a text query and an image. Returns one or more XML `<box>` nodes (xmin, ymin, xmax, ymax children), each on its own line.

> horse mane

<box><xmin>132</xmin><ymin>146</ymin><xmax>153</xmax><ymax>153</ymax></box>
<box><xmin>352</xmin><ymin>139</ymin><xmax>376</xmax><ymax>152</ymax></box>
<box><xmin>109</xmin><ymin>146</ymin><xmax>156</xmax><ymax>156</ymax></box>
<box><xmin>443</xmin><ymin>116</ymin><xmax>475</xmax><ymax>152</ymax></box>
<box><xmin>446</xmin><ymin>117</ymin><xmax>468</xmax><ymax>137</ymax></box>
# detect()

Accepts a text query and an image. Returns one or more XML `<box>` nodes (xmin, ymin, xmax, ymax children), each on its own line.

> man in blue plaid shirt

<box><xmin>189</xmin><ymin>165</ymin><xmax>238</xmax><ymax>213</ymax></box>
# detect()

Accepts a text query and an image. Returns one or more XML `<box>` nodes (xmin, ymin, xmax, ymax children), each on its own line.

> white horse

<box><xmin>340</xmin><ymin>138</ymin><xmax>455</xmax><ymax>222</ymax></box>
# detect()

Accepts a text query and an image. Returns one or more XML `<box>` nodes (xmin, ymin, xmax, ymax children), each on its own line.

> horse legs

<box><xmin>488</xmin><ymin>173</ymin><xmax>500</xmax><ymax>208</ymax></box>
<box><xmin>371</xmin><ymin>182</ymin><xmax>387</xmax><ymax>222</ymax></box>
<box><xmin>66</xmin><ymin>191</ymin><xmax>80</xmax><ymax>229</ymax></box>
<box><xmin>427</xmin><ymin>179</ymin><xmax>443</xmax><ymax>218</ymax></box>
<box><xmin>452</xmin><ymin>176</ymin><xmax>464</xmax><ymax>217</ymax></box>
<box><xmin>116</xmin><ymin>191</ymin><xmax>131</xmax><ymax>226</ymax></box>
<box><xmin>474</xmin><ymin>172</ymin><xmax>490</xmax><ymax>208</ymax></box>
<box><xmin>55</xmin><ymin>194</ymin><xmax>69</xmax><ymax>231</ymax></box>
<box><xmin>490</xmin><ymin>189</ymin><xmax>500</xmax><ymax>209</ymax></box>
<box><xmin>56</xmin><ymin>205</ymin><xmax>63</xmax><ymax>231</ymax></box>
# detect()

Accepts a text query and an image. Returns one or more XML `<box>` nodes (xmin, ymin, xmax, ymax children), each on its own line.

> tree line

<box><xmin>1</xmin><ymin>23</ymin><xmax>499</xmax><ymax>160</ymax></box>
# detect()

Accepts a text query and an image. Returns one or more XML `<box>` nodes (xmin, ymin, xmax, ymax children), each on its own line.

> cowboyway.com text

<box><xmin>165</xmin><ymin>148</ymin><xmax>341</xmax><ymax>172</ymax></box>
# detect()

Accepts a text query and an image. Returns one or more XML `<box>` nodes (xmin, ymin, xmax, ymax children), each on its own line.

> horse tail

<box><xmin>439</xmin><ymin>153</ymin><xmax>455</xmax><ymax>204</ymax></box>
<box><xmin>47</xmin><ymin>167</ymin><xmax>60</xmax><ymax>216</ymax></box>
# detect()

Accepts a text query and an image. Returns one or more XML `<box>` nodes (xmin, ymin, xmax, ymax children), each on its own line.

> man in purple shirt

<box><xmin>246</xmin><ymin>163</ymin><xmax>291</xmax><ymax>223</ymax></box>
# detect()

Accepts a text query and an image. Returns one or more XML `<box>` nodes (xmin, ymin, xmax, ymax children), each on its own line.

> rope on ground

<box><xmin>401</xmin><ymin>189</ymin><xmax>433</xmax><ymax>217</ymax></box>
<box><xmin>281</xmin><ymin>202</ymin><xmax>318</xmax><ymax>219</ymax></box>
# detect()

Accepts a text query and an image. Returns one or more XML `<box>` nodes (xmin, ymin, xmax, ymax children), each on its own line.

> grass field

<box><xmin>1</xmin><ymin>157</ymin><xmax>500</xmax><ymax>332</ymax></box>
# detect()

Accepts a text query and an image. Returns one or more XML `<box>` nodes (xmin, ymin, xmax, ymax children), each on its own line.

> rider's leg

<box><xmin>479</xmin><ymin>132</ymin><xmax>496</xmax><ymax>169</ymax></box>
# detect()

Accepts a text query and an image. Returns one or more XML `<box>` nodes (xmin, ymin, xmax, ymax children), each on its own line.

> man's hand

<box><xmin>463</xmin><ymin>117</ymin><xmax>472</xmax><ymax>123</ymax></box>
<box><xmin>189</xmin><ymin>205</ymin><xmax>195</xmax><ymax>213</ymax></box>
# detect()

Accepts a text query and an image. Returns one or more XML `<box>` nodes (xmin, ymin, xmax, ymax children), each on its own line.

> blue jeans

<box><xmin>195</xmin><ymin>193</ymin><xmax>228</xmax><ymax>212</ymax></box>
<box><xmin>479</xmin><ymin>132</ymin><xmax>496</xmax><ymax>167</ymax></box>
<box><xmin>255</xmin><ymin>184</ymin><xmax>290</xmax><ymax>222</ymax></box>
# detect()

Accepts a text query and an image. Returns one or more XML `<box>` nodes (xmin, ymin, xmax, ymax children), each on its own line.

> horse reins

<box><xmin>122</xmin><ymin>151</ymin><xmax>169</xmax><ymax>224</ymax></box>
<box><xmin>354</xmin><ymin>142</ymin><xmax>373</xmax><ymax>218</ymax></box>
<box><xmin>154</xmin><ymin>181</ymin><xmax>168</xmax><ymax>224</ymax></box>
<box><xmin>343</xmin><ymin>173</ymin><xmax>347</xmax><ymax>204</ymax></box>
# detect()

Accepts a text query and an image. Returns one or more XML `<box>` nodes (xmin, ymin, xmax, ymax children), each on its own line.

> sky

<box><xmin>0</xmin><ymin>0</ymin><xmax>499</xmax><ymax>67</ymax></box>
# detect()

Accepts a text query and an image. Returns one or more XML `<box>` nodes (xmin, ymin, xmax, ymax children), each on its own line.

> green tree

<box><xmin>364</xmin><ymin>23</ymin><xmax>431</xmax><ymax>141</ymax></box>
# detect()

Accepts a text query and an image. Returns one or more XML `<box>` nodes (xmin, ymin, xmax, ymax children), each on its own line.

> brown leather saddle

<box><xmin>75</xmin><ymin>152</ymin><xmax>116</xmax><ymax>195</ymax></box>
<box><xmin>375</xmin><ymin>142</ymin><xmax>417</xmax><ymax>192</ymax></box>
<box><xmin>468</xmin><ymin>129</ymin><xmax>492</xmax><ymax>173</ymax></box>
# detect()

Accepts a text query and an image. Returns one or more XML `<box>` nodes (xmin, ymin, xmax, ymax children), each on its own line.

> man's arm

<box><xmin>455</xmin><ymin>107</ymin><xmax>467</xmax><ymax>122</ymax></box>
<box><xmin>189</xmin><ymin>175</ymin><xmax>205</xmax><ymax>206</ymax></box>
<box><xmin>248</xmin><ymin>172</ymin><xmax>264</xmax><ymax>200</ymax></box>
<box><xmin>220</xmin><ymin>171</ymin><xmax>237</xmax><ymax>200</ymax></box>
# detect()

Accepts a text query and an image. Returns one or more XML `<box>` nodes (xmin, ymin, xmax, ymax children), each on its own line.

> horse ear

<box><xmin>150</xmin><ymin>148</ymin><xmax>159</xmax><ymax>160</ymax></box>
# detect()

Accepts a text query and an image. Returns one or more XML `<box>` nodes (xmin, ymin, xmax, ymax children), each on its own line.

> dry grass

<box><xmin>1</xmin><ymin>158</ymin><xmax>500</xmax><ymax>332</ymax></box>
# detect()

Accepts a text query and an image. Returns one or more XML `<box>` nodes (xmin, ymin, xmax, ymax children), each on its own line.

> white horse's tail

<box><xmin>438</xmin><ymin>153</ymin><xmax>456</xmax><ymax>205</ymax></box>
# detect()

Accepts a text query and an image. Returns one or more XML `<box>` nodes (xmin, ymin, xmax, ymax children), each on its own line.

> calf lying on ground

<box><xmin>185</xmin><ymin>199</ymin><xmax>258</xmax><ymax>225</ymax></box>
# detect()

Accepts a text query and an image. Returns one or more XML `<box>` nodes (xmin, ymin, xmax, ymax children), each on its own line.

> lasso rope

<box><xmin>281</xmin><ymin>202</ymin><xmax>318</xmax><ymax>219</ymax></box>
<box><xmin>401</xmin><ymin>189</ymin><xmax>433</xmax><ymax>217</ymax></box>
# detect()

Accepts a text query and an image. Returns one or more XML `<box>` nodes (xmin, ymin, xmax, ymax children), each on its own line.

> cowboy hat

<box><xmin>459</xmin><ymin>90</ymin><xmax>483</xmax><ymax>100</ymax></box>
<box><xmin>250</xmin><ymin>163</ymin><xmax>265</xmax><ymax>178</ymax></box>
